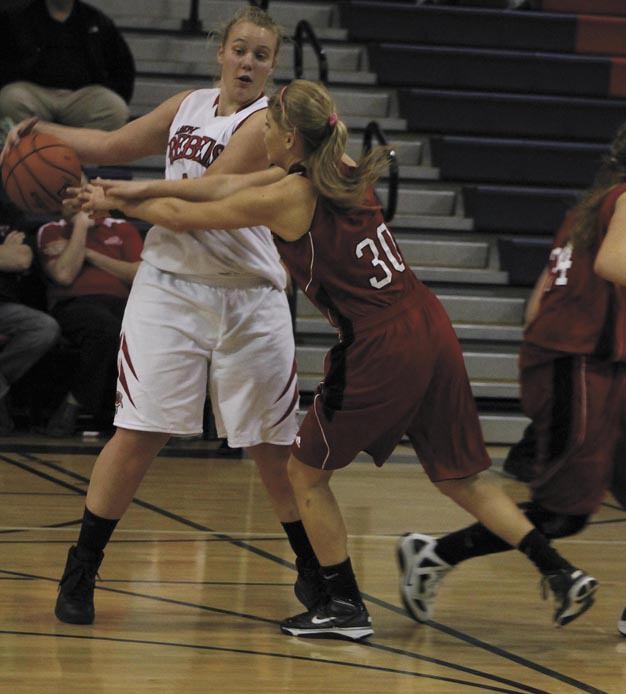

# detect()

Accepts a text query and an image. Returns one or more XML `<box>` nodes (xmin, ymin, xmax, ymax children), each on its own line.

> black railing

<box><xmin>362</xmin><ymin>121</ymin><xmax>398</xmax><ymax>223</ymax></box>
<box><xmin>293</xmin><ymin>20</ymin><xmax>328</xmax><ymax>84</ymax></box>
<box><xmin>181</xmin><ymin>0</ymin><xmax>202</xmax><ymax>33</ymax></box>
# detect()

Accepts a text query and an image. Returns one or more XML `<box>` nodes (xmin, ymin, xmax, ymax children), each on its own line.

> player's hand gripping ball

<box><xmin>1</xmin><ymin>132</ymin><xmax>81</xmax><ymax>214</ymax></box>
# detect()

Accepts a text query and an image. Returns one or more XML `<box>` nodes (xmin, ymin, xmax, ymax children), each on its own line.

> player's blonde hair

<box><xmin>570</xmin><ymin>122</ymin><xmax>626</xmax><ymax>250</ymax></box>
<box><xmin>214</xmin><ymin>6</ymin><xmax>284</xmax><ymax>65</ymax></box>
<box><xmin>268</xmin><ymin>80</ymin><xmax>392</xmax><ymax>210</ymax></box>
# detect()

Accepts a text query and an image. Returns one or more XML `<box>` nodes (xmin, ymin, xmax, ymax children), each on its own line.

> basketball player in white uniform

<box><xmin>1</xmin><ymin>6</ymin><xmax>323</xmax><ymax>625</ymax></box>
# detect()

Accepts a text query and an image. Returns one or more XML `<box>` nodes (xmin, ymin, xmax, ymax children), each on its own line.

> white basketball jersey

<box><xmin>140</xmin><ymin>88</ymin><xmax>286</xmax><ymax>289</ymax></box>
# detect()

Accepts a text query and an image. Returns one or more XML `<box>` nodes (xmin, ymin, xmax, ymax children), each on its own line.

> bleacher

<box><xmin>81</xmin><ymin>0</ymin><xmax>626</xmax><ymax>445</ymax></box>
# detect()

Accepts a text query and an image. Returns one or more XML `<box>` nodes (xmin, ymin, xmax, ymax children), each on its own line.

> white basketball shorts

<box><xmin>114</xmin><ymin>262</ymin><xmax>299</xmax><ymax>446</ymax></box>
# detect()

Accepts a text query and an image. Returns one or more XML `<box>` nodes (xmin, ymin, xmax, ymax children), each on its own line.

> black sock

<box><xmin>518</xmin><ymin>528</ymin><xmax>573</xmax><ymax>575</ymax></box>
<box><xmin>281</xmin><ymin>520</ymin><xmax>318</xmax><ymax>568</ymax></box>
<box><xmin>435</xmin><ymin>524</ymin><xmax>512</xmax><ymax>566</ymax></box>
<box><xmin>320</xmin><ymin>557</ymin><xmax>361</xmax><ymax>603</ymax></box>
<box><xmin>76</xmin><ymin>507</ymin><xmax>119</xmax><ymax>559</ymax></box>
<box><xmin>433</xmin><ymin>502</ymin><xmax>590</xmax><ymax>567</ymax></box>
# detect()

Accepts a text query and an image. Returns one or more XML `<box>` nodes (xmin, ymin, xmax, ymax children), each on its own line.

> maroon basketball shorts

<box><xmin>293</xmin><ymin>293</ymin><xmax>491</xmax><ymax>481</ymax></box>
<box><xmin>521</xmin><ymin>355</ymin><xmax>626</xmax><ymax>515</ymax></box>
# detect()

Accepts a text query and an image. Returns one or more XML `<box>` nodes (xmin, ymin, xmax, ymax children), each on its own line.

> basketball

<box><xmin>1</xmin><ymin>132</ymin><xmax>82</xmax><ymax>214</ymax></box>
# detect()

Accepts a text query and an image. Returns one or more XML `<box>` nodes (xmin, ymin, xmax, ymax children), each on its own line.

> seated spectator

<box><xmin>0</xmin><ymin>0</ymin><xmax>135</xmax><ymax>131</ymax></box>
<box><xmin>37</xmin><ymin>201</ymin><xmax>143</xmax><ymax>436</ymax></box>
<box><xmin>0</xmin><ymin>220</ymin><xmax>60</xmax><ymax>434</ymax></box>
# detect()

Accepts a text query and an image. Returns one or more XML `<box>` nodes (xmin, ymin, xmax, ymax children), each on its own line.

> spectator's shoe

<box><xmin>541</xmin><ymin>568</ymin><xmax>598</xmax><ymax>627</ymax></box>
<box><xmin>280</xmin><ymin>596</ymin><xmax>373</xmax><ymax>641</ymax></box>
<box><xmin>55</xmin><ymin>545</ymin><xmax>103</xmax><ymax>625</ymax></box>
<box><xmin>0</xmin><ymin>396</ymin><xmax>15</xmax><ymax>435</ymax></box>
<box><xmin>45</xmin><ymin>400</ymin><xmax>80</xmax><ymax>437</ymax></box>
<box><xmin>618</xmin><ymin>606</ymin><xmax>626</xmax><ymax>636</ymax></box>
<box><xmin>396</xmin><ymin>532</ymin><xmax>452</xmax><ymax>622</ymax></box>
<box><xmin>294</xmin><ymin>557</ymin><xmax>326</xmax><ymax>609</ymax></box>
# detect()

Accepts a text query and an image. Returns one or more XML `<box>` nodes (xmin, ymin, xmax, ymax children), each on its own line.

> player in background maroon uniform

<box><xmin>76</xmin><ymin>80</ymin><xmax>598</xmax><ymax>640</ymax></box>
<box><xmin>399</xmin><ymin>124</ymin><xmax>626</xmax><ymax>637</ymax></box>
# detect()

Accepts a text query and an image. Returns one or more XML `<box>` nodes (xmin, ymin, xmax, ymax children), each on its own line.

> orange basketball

<box><xmin>1</xmin><ymin>132</ymin><xmax>82</xmax><ymax>214</ymax></box>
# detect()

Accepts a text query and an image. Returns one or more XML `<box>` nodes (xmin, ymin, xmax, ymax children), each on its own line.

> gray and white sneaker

<box><xmin>396</xmin><ymin>533</ymin><xmax>452</xmax><ymax>622</ymax></box>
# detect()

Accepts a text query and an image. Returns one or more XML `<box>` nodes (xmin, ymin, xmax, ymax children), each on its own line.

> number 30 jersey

<box><xmin>274</xmin><ymin>174</ymin><xmax>430</xmax><ymax>335</ymax></box>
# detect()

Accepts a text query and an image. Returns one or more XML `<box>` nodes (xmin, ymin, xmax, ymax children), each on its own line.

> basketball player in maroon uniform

<box><xmin>383</xmin><ymin>126</ymin><xmax>626</xmax><ymax>637</ymax></box>
<box><xmin>77</xmin><ymin>80</ymin><xmax>598</xmax><ymax>640</ymax></box>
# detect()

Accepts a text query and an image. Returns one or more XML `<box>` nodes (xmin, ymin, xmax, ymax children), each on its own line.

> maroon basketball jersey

<box><xmin>274</xmin><ymin>181</ymin><xmax>428</xmax><ymax>334</ymax></box>
<box><xmin>522</xmin><ymin>183</ymin><xmax>626</xmax><ymax>365</ymax></box>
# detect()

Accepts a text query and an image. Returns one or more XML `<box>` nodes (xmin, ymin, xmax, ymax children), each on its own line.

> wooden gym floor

<box><xmin>0</xmin><ymin>437</ymin><xmax>624</xmax><ymax>693</ymax></box>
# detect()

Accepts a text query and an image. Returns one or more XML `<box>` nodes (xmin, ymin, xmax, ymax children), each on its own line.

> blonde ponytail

<box><xmin>269</xmin><ymin>80</ymin><xmax>392</xmax><ymax>210</ymax></box>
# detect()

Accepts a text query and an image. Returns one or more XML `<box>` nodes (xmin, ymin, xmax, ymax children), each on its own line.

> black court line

<box><xmin>599</xmin><ymin>501</ymin><xmax>626</xmax><ymax>514</ymax></box>
<box><xmin>3</xmin><ymin>442</ymin><xmax>239</xmax><ymax>459</ymax></box>
<box><xmin>0</xmin><ymin>540</ymin><xmax>287</xmax><ymax>547</ymax></box>
<box><xmin>0</xmin><ymin>631</ymin><xmax>534</xmax><ymax>694</ymax></box>
<box><xmin>0</xmin><ymin>568</ymin><xmax>276</xmax><ymax>625</ymax></box>
<box><xmin>0</xmin><ymin>518</ymin><xmax>82</xmax><ymax>535</ymax></box>
<box><xmin>587</xmin><ymin>517</ymin><xmax>626</xmax><ymax>527</ymax></box>
<box><xmin>0</xmin><ymin>565</ymin><xmax>551</xmax><ymax>694</ymax></box>
<box><xmin>0</xmin><ymin>453</ymin><xmax>606</xmax><ymax>694</ymax></box>
<box><xmin>0</xmin><ymin>491</ymin><xmax>75</xmax><ymax>496</ymax></box>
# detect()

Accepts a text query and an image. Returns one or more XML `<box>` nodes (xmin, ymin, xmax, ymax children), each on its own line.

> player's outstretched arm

<box><xmin>0</xmin><ymin>92</ymin><xmax>190</xmax><ymax>166</ymax></box>
<box><xmin>83</xmin><ymin>175</ymin><xmax>315</xmax><ymax>242</ymax></box>
<box><xmin>595</xmin><ymin>192</ymin><xmax>626</xmax><ymax>285</ymax></box>
<box><xmin>89</xmin><ymin>167</ymin><xmax>286</xmax><ymax>203</ymax></box>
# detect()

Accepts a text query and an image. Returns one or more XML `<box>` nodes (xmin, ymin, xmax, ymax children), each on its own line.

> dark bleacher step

<box><xmin>295</xmin><ymin>342</ymin><xmax>520</xmax><ymax>399</ymax></box>
<box><xmin>540</xmin><ymin>0</ymin><xmax>626</xmax><ymax>17</ymax></box>
<box><xmin>398</xmin><ymin>88</ymin><xmax>626</xmax><ymax>141</ymax></box>
<box><xmin>370</xmin><ymin>44</ymin><xmax>616</xmax><ymax>98</ymax></box>
<box><xmin>479</xmin><ymin>413</ymin><xmax>529</xmax><ymax>445</ymax></box>
<box><xmin>131</xmin><ymin>78</ymin><xmax>395</xmax><ymax>119</ymax></box>
<box><xmin>340</xmin><ymin>2</ymin><xmax>578</xmax><ymax>52</ymax></box>
<box><xmin>497</xmin><ymin>237</ymin><xmax>552</xmax><ymax>287</ymax></box>
<box><xmin>297</xmin><ymin>286</ymin><xmax>527</xmax><ymax>328</ymax></box>
<box><xmin>125</xmin><ymin>34</ymin><xmax>374</xmax><ymax>84</ymax></box>
<box><xmin>98</xmin><ymin>0</ymin><xmax>341</xmax><ymax>36</ymax></box>
<box><xmin>463</xmin><ymin>184</ymin><xmax>579</xmax><ymax>233</ymax></box>
<box><xmin>430</xmin><ymin>135</ymin><xmax>606</xmax><ymax>187</ymax></box>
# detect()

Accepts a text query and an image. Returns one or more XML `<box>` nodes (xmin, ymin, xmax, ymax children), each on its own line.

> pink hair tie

<box><xmin>328</xmin><ymin>112</ymin><xmax>338</xmax><ymax>128</ymax></box>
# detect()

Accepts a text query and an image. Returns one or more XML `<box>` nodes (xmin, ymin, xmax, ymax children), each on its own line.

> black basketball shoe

<box><xmin>294</xmin><ymin>557</ymin><xmax>326</xmax><ymax>609</ymax></box>
<box><xmin>280</xmin><ymin>596</ymin><xmax>373</xmax><ymax>641</ymax></box>
<box><xmin>542</xmin><ymin>568</ymin><xmax>598</xmax><ymax>627</ymax></box>
<box><xmin>54</xmin><ymin>545</ymin><xmax>103</xmax><ymax>624</ymax></box>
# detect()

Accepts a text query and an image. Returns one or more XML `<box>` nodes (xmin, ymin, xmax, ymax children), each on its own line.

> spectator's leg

<box><xmin>52</xmin><ymin>297</ymin><xmax>125</xmax><ymax>422</ymax></box>
<box><xmin>0</xmin><ymin>82</ymin><xmax>56</xmax><ymax>123</ymax></box>
<box><xmin>61</xmin><ymin>86</ymin><xmax>129</xmax><ymax>131</ymax></box>
<box><xmin>0</xmin><ymin>302</ymin><xmax>60</xmax><ymax>389</ymax></box>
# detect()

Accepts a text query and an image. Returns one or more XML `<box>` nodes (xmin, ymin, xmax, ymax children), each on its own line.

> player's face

<box><xmin>218</xmin><ymin>21</ymin><xmax>277</xmax><ymax>105</ymax></box>
<box><xmin>263</xmin><ymin>112</ymin><xmax>288</xmax><ymax>167</ymax></box>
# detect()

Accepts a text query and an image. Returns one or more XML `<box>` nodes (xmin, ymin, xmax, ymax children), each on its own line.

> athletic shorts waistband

<box><xmin>349</xmin><ymin>292</ymin><xmax>427</xmax><ymax>333</ymax></box>
<box><xmin>163</xmin><ymin>269</ymin><xmax>275</xmax><ymax>289</ymax></box>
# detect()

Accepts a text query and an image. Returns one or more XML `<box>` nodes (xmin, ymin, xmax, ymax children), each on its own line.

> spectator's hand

<box><xmin>41</xmin><ymin>239</ymin><xmax>68</xmax><ymax>257</ymax></box>
<box><xmin>62</xmin><ymin>191</ymin><xmax>83</xmax><ymax>219</ymax></box>
<box><xmin>0</xmin><ymin>117</ymin><xmax>39</xmax><ymax>166</ymax></box>
<box><xmin>3</xmin><ymin>230</ymin><xmax>26</xmax><ymax>246</ymax></box>
<box><xmin>71</xmin><ymin>209</ymin><xmax>96</xmax><ymax>230</ymax></box>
